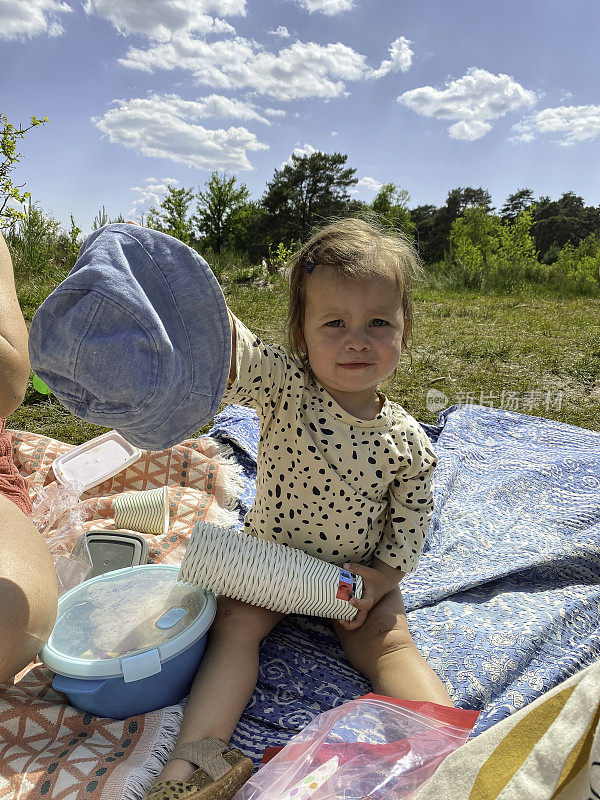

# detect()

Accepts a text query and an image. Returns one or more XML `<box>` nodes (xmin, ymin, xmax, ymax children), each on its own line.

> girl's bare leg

<box><xmin>334</xmin><ymin>587</ymin><xmax>453</xmax><ymax>706</ymax></box>
<box><xmin>157</xmin><ymin>597</ymin><xmax>284</xmax><ymax>783</ymax></box>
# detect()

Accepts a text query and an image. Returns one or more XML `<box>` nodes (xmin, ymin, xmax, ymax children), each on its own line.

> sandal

<box><xmin>144</xmin><ymin>738</ymin><xmax>254</xmax><ymax>800</ymax></box>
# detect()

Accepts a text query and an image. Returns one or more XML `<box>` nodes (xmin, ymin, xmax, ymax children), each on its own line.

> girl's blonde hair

<box><xmin>286</xmin><ymin>216</ymin><xmax>422</xmax><ymax>373</ymax></box>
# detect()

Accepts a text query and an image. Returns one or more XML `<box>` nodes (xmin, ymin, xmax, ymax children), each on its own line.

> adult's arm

<box><xmin>0</xmin><ymin>233</ymin><xmax>30</xmax><ymax>416</ymax></box>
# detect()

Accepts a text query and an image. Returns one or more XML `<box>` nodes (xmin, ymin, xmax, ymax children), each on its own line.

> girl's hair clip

<box><xmin>305</xmin><ymin>245</ymin><xmax>319</xmax><ymax>273</ymax></box>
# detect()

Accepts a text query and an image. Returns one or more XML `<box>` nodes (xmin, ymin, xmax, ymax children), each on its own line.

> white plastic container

<box><xmin>52</xmin><ymin>431</ymin><xmax>141</xmax><ymax>492</ymax></box>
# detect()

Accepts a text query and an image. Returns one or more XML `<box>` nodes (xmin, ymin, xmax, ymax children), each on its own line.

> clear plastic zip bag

<box><xmin>235</xmin><ymin>694</ymin><xmax>479</xmax><ymax>800</ymax></box>
<box><xmin>30</xmin><ymin>480</ymin><xmax>92</xmax><ymax>596</ymax></box>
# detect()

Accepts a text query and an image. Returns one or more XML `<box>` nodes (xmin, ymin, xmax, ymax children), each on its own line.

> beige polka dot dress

<box><xmin>222</xmin><ymin>313</ymin><xmax>437</xmax><ymax>574</ymax></box>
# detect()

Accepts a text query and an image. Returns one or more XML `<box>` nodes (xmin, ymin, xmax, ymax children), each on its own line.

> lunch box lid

<box><xmin>40</xmin><ymin>564</ymin><xmax>216</xmax><ymax>681</ymax></box>
<box><xmin>52</xmin><ymin>430</ymin><xmax>142</xmax><ymax>492</ymax></box>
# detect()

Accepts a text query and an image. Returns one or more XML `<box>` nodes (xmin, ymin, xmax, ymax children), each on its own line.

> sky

<box><xmin>1</xmin><ymin>0</ymin><xmax>600</xmax><ymax>233</ymax></box>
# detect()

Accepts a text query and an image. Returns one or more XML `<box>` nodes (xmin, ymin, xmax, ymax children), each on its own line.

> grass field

<box><xmin>8</xmin><ymin>270</ymin><xmax>600</xmax><ymax>443</ymax></box>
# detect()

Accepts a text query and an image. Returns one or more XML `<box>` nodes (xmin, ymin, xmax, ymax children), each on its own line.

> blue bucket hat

<box><xmin>29</xmin><ymin>223</ymin><xmax>231</xmax><ymax>451</ymax></box>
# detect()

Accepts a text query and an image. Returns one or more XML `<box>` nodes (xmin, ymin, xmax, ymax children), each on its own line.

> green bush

<box><xmin>196</xmin><ymin>246</ymin><xmax>249</xmax><ymax>283</ymax></box>
<box><xmin>268</xmin><ymin>240</ymin><xmax>296</xmax><ymax>273</ymax></box>
<box><xmin>7</xmin><ymin>202</ymin><xmax>76</xmax><ymax>319</ymax></box>
<box><xmin>432</xmin><ymin>208</ymin><xmax>599</xmax><ymax>295</ymax></box>
<box><xmin>541</xmin><ymin>235</ymin><xmax>600</xmax><ymax>294</ymax></box>
<box><xmin>449</xmin><ymin>208</ymin><xmax>501</xmax><ymax>289</ymax></box>
<box><xmin>486</xmin><ymin>210</ymin><xmax>541</xmax><ymax>290</ymax></box>
<box><xmin>445</xmin><ymin>208</ymin><xmax>539</xmax><ymax>291</ymax></box>
<box><xmin>7</xmin><ymin>200</ymin><xmax>62</xmax><ymax>280</ymax></box>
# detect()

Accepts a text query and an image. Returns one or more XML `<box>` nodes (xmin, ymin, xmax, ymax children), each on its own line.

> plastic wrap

<box><xmin>235</xmin><ymin>694</ymin><xmax>479</xmax><ymax>800</ymax></box>
<box><xmin>30</xmin><ymin>481</ymin><xmax>92</xmax><ymax>596</ymax></box>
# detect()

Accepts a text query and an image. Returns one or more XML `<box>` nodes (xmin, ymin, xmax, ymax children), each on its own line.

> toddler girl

<box><xmin>144</xmin><ymin>217</ymin><xmax>452</xmax><ymax>800</ymax></box>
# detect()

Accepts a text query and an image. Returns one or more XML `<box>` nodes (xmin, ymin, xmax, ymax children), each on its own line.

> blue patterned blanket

<box><xmin>208</xmin><ymin>403</ymin><xmax>600</xmax><ymax>760</ymax></box>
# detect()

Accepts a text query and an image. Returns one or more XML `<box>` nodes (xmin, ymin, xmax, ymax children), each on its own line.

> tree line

<box><xmin>2</xmin><ymin>113</ymin><xmax>599</xmax><ymax>293</ymax></box>
<box><xmin>146</xmin><ymin>157</ymin><xmax>600</xmax><ymax>268</ymax></box>
<box><xmin>143</xmin><ymin>152</ymin><xmax>600</xmax><ymax>292</ymax></box>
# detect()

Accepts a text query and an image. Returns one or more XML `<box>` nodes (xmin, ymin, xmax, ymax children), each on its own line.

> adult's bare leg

<box><xmin>0</xmin><ymin>494</ymin><xmax>58</xmax><ymax>683</ymax></box>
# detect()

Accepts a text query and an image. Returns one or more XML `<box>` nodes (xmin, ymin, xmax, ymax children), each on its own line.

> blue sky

<box><xmin>1</xmin><ymin>0</ymin><xmax>599</xmax><ymax>233</ymax></box>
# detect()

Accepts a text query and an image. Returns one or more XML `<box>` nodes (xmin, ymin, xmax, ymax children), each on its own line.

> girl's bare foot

<box><xmin>155</xmin><ymin>758</ymin><xmax>196</xmax><ymax>783</ymax></box>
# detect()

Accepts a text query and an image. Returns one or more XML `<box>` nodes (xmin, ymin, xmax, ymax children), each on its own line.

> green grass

<box><xmin>224</xmin><ymin>279</ymin><xmax>600</xmax><ymax>432</ymax></box>
<box><xmin>8</xmin><ymin>271</ymin><xmax>600</xmax><ymax>444</ymax></box>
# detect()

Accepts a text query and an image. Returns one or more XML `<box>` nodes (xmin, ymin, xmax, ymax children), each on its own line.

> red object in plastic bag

<box><xmin>239</xmin><ymin>693</ymin><xmax>479</xmax><ymax>800</ymax></box>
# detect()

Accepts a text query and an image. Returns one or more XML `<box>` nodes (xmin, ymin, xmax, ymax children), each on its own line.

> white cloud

<box><xmin>0</xmin><ymin>0</ymin><xmax>72</xmax><ymax>40</ymax></box>
<box><xmin>295</xmin><ymin>0</ymin><xmax>353</xmax><ymax>14</ymax></box>
<box><xmin>92</xmin><ymin>94</ymin><xmax>269</xmax><ymax>171</ymax></box>
<box><xmin>371</xmin><ymin>37</ymin><xmax>413</xmax><ymax>77</ymax></box>
<box><xmin>124</xmin><ymin>92</ymin><xmax>281</xmax><ymax>125</ymax></box>
<box><xmin>292</xmin><ymin>143</ymin><xmax>318</xmax><ymax>157</ymax></box>
<box><xmin>119</xmin><ymin>33</ymin><xmax>411</xmax><ymax>101</ymax></box>
<box><xmin>398</xmin><ymin>67</ymin><xmax>537</xmax><ymax>139</ymax></box>
<box><xmin>357</xmin><ymin>176</ymin><xmax>383</xmax><ymax>192</ymax></box>
<box><xmin>269</xmin><ymin>26</ymin><xmax>290</xmax><ymax>37</ymax></box>
<box><xmin>512</xmin><ymin>105</ymin><xmax>600</xmax><ymax>146</ymax></box>
<box><xmin>510</xmin><ymin>120</ymin><xmax>535</xmax><ymax>144</ymax></box>
<box><xmin>84</xmin><ymin>0</ymin><xmax>242</xmax><ymax>40</ymax></box>
<box><xmin>129</xmin><ymin>177</ymin><xmax>180</xmax><ymax>219</ymax></box>
<box><xmin>330</xmin><ymin>130</ymin><xmax>338</xmax><ymax>136</ymax></box>
<box><xmin>280</xmin><ymin>143</ymin><xmax>319</xmax><ymax>167</ymax></box>
<box><xmin>265</xmin><ymin>107</ymin><xmax>286</xmax><ymax>118</ymax></box>
<box><xmin>296</xmin><ymin>0</ymin><xmax>354</xmax><ymax>17</ymax></box>
<box><xmin>448</xmin><ymin>120</ymin><xmax>492</xmax><ymax>140</ymax></box>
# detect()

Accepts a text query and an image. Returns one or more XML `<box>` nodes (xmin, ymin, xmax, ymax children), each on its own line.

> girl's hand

<box><xmin>337</xmin><ymin>558</ymin><xmax>404</xmax><ymax>631</ymax></box>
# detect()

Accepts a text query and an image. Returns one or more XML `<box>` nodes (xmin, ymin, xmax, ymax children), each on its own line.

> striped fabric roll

<box><xmin>415</xmin><ymin>658</ymin><xmax>600</xmax><ymax>800</ymax></box>
<box><xmin>178</xmin><ymin>520</ymin><xmax>363</xmax><ymax>621</ymax></box>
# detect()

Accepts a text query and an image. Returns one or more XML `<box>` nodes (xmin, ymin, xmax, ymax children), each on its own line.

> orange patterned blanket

<box><xmin>0</xmin><ymin>429</ymin><xmax>243</xmax><ymax>800</ymax></box>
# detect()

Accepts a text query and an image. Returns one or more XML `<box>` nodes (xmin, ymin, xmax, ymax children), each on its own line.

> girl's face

<box><xmin>298</xmin><ymin>269</ymin><xmax>406</xmax><ymax>416</ymax></box>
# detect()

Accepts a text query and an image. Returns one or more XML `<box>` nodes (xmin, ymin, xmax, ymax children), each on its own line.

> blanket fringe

<box><xmin>201</xmin><ymin>437</ymin><xmax>247</xmax><ymax>528</ymax></box>
<box><xmin>119</xmin><ymin>440</ymin><xmax>245</xmax><ymax>800</ymax></box>
<box><xmin>120</xmin><ymin>703</ymin><xmax>185</xmax><ymax>800</ymax></box>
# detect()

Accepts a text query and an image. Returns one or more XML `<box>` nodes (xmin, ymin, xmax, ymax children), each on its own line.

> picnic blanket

<box><xmin>0</xmin><ymin>431</ymin><xmax>244</xmax><ymax>800</ymax></box>
<box><xmin>209</xmin><ymin>403</ymin><xmax>600</xmax><ymax>742</ymax></box>
<box><xmin>0</xmin><ymin>418</ymin><xmax>31</xmax><ymax>515</ymax></box>
<box><xmin>2</xmin><ymin>401</ymin><xmax>599</xmax><ymax>800</ymax></box>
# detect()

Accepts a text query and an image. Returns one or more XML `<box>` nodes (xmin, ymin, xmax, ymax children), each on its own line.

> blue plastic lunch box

<box><xmin>40</xmin><ymin>564</ymin><xmax>216</xmax><ymax>719</ymax></box>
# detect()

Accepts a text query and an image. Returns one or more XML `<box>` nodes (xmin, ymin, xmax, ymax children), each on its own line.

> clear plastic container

<box><xmin>40</xmin><ymin>565</ymin><xmax>216</xmax><ymax>718</ymax></box>
<box><xmin>52</xmin><ymin>430</ymin><xmax>141</xmax><ymax>492</ymax></box>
